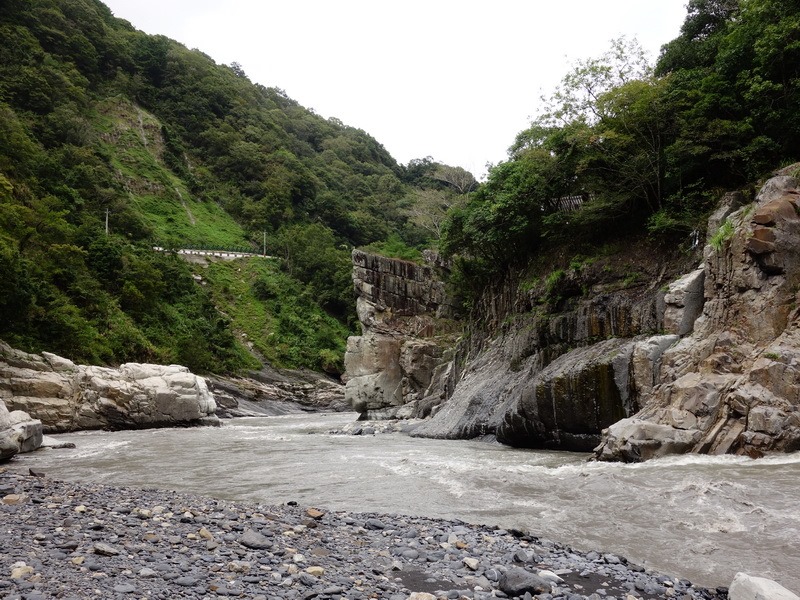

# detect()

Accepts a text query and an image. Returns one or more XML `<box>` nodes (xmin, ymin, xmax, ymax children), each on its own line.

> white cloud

<box><xmin>103</xmin><ymin>0</ymin><xmax>688</xmax><ymax>177</ymax></box>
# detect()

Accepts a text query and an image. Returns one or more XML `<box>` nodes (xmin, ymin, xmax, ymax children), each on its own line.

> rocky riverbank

<box><xmin>0</xmin><ymin>466</ymin><xmax>729</xmax><ymax>600</ymax></box>
<box><xmin>342</xmin><ymin>175</ymin><xmax>800</xmax><ymax>463</ymax></box>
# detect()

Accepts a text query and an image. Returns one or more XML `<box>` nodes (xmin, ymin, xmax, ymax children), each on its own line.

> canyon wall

<box><xmin>343</xmin><ymin>250</ymin><xmax>458</xmax><ymax>420</ymax></box>
<box><xmin>595</xmin><ymin>175</ymin><xmax>800</xmax><ymax>460</ymax></box>
<box><xmin>409</xmin><ymin>262</ymin><xmax>689</xmax><ymax>450</ymax></box>
<box><xmin>345</xmin><ymin>175</ymin><xmax>800</xmax><ymax>460</ymax></box>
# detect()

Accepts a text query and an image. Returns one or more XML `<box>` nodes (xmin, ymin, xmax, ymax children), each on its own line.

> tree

<box><xmin>538</xmin><ymin>37</ymin><xmax>653</xmax><ymax>127</ymax></box>
<box><xmin>588</xmin><ymin>77</ymin><xmax>673</xmax><ymax>213</ymax></box>
<box><xmin>404</xmin><ymin>187</ymin><xmax>460</xmax><ymax>240</ymax></box>
<box><xmin>431</xmin><ymin>165</ymin><xmax>478</xmax><ymax>194</ymax></box>
<box><xmin>272</xmin><ymin>223</ymin><xmax>352</xmax><ymax>317</ymax></box>
<box><xmin>657</xmin><ymin>0</ymin><xmax>740</xmax><ymax>74</ymax></box>
<box><xmin>401</xmin><ymin>156</ymin><xmax>435</xmax><ymax>185</ymax></box>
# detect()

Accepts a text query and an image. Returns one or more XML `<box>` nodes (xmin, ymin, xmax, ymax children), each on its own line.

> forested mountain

<box><xmin>441</xmin><ymin>0</ymin><xmax>800</xmax><ymax>307</ymax></box>
<box><xmin>0</xmin><ymin>0</ymin><xmax>451</xmax><ymax>372</ymax></box>
<box><xmin>2</xmin><ymin>0</ymin><xmax>798</xmax><ymax>376</ymax></box>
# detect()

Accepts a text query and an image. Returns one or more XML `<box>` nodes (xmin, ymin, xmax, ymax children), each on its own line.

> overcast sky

<box><xmin>102</xmin><ymin>0</ymin><xmax>689</xmax><ymax>178</ymax></box>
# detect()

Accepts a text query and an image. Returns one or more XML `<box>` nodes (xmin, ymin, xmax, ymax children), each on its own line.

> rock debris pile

<box><xmin>0</xmin><ymin>468</ymin><xmax>724</xmax><ymax>600</ymax></box>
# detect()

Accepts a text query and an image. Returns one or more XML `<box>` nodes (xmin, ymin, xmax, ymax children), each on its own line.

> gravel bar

<box><xmin>0</xmin><ymin>466</ymin><xmax>726</xmax><ymax>600</ymax></box>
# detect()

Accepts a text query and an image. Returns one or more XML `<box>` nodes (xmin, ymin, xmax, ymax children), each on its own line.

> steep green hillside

<box><xmin>93</xmin><ymin>96</ymin><xmax>248</xmax><ymax>248</ymax></box>
<box><xmin>0</xmin><ymin>0</ymin><xmax>449</xmax><ymax>372</ymax></box>
<box><xmin>197</xmin><ymin>258</ymin><xmax>349</xmax><ymax>374</ymax></box>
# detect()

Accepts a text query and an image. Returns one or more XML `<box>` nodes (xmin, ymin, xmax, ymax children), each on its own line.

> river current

<box><xmin>16</xmin><ymin>413</ymin><xmax>800</xmax><ymax>592</ymax></box>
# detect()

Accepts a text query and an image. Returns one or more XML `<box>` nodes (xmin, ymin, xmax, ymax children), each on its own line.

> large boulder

<box><xmin>495</xmin><ymin>338</ymin><xmax>638</xmax><ymax>451</ymax></box>
<box><xmin>498</xmin><ymin>567</ymin><xmax>552</xmax><ymax>596</ymax></box>
<box><xmin>0</xmin><ymin>399</ymin><xmax>42</xmax><ymax>460</ymax></box>
<box><xmin>729</xmin><ymin>572</ymin><xmax>799</xmax><ymax>600</ymax></box>
<box><xmin>0</xmin><ymin>341</ymin><xmax>217</xmax><ymax>433</ymax></box>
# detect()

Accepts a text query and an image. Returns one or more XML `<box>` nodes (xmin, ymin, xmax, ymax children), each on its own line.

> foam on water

<box><xmin>65</xmin><ymin>438</ymin><xmax>131</xmax><ymax>459</ymax></box>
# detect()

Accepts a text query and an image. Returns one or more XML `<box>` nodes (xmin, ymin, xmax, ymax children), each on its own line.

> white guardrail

<box><xmin>152</xmin><ymin>247</ymin><xmax>274</xmax><ymax>259</ymax></box>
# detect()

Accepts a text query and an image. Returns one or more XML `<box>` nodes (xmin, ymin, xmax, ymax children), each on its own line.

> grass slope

<box><xmin>197</xmin><ymin>257</ymin><xmax>349</xmax><ymax>373</ymax></box>
<box><xmin>95</xmin><ymin>97</ymin><xmax>249</xmax><ymax>249</ymax></box>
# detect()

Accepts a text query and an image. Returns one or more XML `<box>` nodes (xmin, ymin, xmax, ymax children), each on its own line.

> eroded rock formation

<box><xmin>410</xmin><ymin>277</ymin><xmax>681</xmax><ymax>449</ymax></box>
<box><xmin>344</xmin><ymin>250</ymin><xmax>456</xmax><ymax>420</ymax></box>
<box><xmin>350</xmin><ymin>176</ymin><xmax>800</xmax><ymax>460</ymax></box>
<box><xmin>209</xmin><ymin>368</ymin><xmax>346</xmax><ymax>417</ymax></box>
<box><xmin>595</xmin><ymin>175</ymin><xmax>800</xmax><ymax>460</ymax></box>
<box><xmin>345</xmin><ymin>247</ymin><xmax>686</xmax><ymax>448</ymax></box>
<box><xmin>0</xmin><ymin>399</ymin><xmax>42</xmax><ymax>461</ymax></box>
<box><xmin>0</xmin><ymin>341</ymin><xmax>217</xmax><ymax>433</ymax></box>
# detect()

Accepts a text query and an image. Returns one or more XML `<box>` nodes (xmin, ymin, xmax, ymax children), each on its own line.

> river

<box><xmin>16</xmin><ymin>413</ymin><xmax>800</xmax><ymax>592</ymax></box>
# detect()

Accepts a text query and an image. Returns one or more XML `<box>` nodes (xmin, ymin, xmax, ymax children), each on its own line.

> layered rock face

<box><xmin>344</xmin><ymin>250</ymin><xmax>455</xmax><ymax>420</ymax></box>
<box><xmin>595</xmin><ymin>175</ymin><xmax>800</xmax><ymax>460</ymax></box>
<box><xmin>348</xmin><ymin>176</ymin><xmax>800</xmax><ymax>459</ymax></box>
<box><xmin>0</xmin><ymin>341</ymin><xmax>217</xmax><ymax>433</ymax></box>
<box><xmin>209</xmin><ymin>368</ymin><xmax>347</xmax><ymax>417</ymax></box>
<box><xmin>410</xmin><ymin>281</ymin><xmax>682</xmax><ymax>449</ymax></box>
<box><xmin>346</xmin><ymin>249</ymin><xmax>687</xmax><ymax>448</ymax></box>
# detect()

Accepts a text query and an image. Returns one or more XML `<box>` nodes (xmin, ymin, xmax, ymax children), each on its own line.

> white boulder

<box><xmin>729</xmin><ymin>572</ymin><xmax>799</xmax><ymax>600</ymax></box>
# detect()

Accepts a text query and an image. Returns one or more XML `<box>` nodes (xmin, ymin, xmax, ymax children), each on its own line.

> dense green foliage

<box><xmin>442</xmin><ymin>0</ymin><xmax>800</xmax><ymax>297</ymax></box>
<box><xmin>200</xmin><ymin>258</ymin><xmax>349</xmax><ymax>374</ymax></box>
<box><xmin>0</xmin><ymin>0</ymin><xmax>448</xmax><ymax>372</ymax></box>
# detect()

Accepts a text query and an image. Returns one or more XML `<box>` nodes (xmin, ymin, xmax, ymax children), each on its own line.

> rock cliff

<box><xmin>347</xmin><ymin>175</ymin><xmax>800</xmax><ymax>460</ymax></box>
<box><xmin>0</xmin><ymin>341</ymin><xmax>218</xmax><ymax>434</ymax></box>
<box><xmin>595</xmin><ymin>175</ymin><xmax>800</xmax><ymax>460</ymax></box>
<box><xmin>410</xmin><ymin>263</ymin><xmax>683</xmax><ymax>450</ymax></box>
<box><xmin>344</xmin><ymin>245</ymin><xmax>685</xmax><ymax>447</ymax></box>
<box><xmin>344</xmin><ymin>250</ymin><xmax>457</xmax><ymax>420</ymax></box>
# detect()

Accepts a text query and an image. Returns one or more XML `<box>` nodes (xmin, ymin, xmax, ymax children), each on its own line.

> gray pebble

<box><xmin>0</xmin><ymin>470</ymin><xmax>724</xmax><ymax>600</ymax></box>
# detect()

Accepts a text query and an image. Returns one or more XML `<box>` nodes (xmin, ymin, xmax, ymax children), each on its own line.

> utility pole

<box><xmin>263</xmin><ymin>231</ymin><xmax>266</xmax><ymax>257</ymax></box>
<box><xmin>105</xmin><ymin>208</ymin><xmax>109</xmax><ymax>236</ymax></box>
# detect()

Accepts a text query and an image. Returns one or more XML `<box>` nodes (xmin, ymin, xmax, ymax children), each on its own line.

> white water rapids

<box><xmin>17</xmin><ymin>413</ymin><xmax>800</xmax><ymax>592</ymax></box>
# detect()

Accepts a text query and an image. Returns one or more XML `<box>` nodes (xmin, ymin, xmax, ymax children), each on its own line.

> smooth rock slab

<box><xmin>92</xmin><ymin>542</ymin><xmax>120</xmax><ymax>556</ymax></box>
<box><xmin>239</xmin><ymin>529</ymin><xmax>273</xmax><ymax>549</ymax></box>
<box><xmin>365</xmin><ymin>518</ymin><xmax>387</xmax><ymax>530</ymax></box>
<box><xmin>729</xmin><ymin>572</ymin><xmax>799</xmax><ymax>600</ymax></box>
